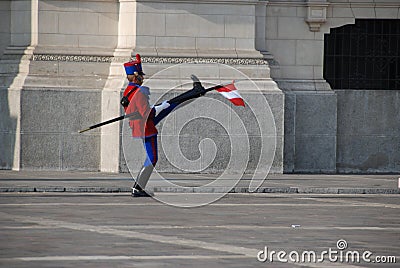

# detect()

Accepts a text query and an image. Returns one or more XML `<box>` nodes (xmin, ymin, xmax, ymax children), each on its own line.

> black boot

<box><xmin>168</xmin><ymin>81</ymin><xmax>206</xmax><ymax>105</ymax></box>
<box><xmin>132</xmin><ymin>187</ymin><xmax>153</xmax><ymax>197</ymax></box>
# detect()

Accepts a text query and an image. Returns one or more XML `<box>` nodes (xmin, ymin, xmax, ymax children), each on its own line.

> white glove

<box><xmin>153</xmin><ymin>100</ymin><xmax>170</xmax><ymax>116</ymax></box>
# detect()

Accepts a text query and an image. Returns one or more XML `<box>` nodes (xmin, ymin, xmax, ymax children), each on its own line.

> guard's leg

<box><xmin>153</xmin><ymin>82</ymin><xmax>205</xmax><ymax>125</ymax></box>
<box><xmin>132</xmin><ymin>165</ymin><xmax>154</xmax><ymax>197</ymax></box>
<box><xmin>132</xmin><ymin>135</ymin><xmax>158</xmax><ymax>197</ymax></box>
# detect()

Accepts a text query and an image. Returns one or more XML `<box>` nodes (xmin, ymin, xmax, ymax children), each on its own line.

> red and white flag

<box><xmin>216</xmin><ymin>82</ymin><xmax>245</xmax><ymax>107</ymax></box>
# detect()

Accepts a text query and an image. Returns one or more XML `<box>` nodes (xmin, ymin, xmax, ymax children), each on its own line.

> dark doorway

<box><xmin>324</xmin><ymin>19</ymin><xmax>400</xmax><ymax>90</ymax></box>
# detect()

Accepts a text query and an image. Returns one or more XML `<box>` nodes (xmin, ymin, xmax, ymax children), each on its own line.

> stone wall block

<box><xmin>336</xmin><ymin>90</ymin><xmax>400</xmax><ymax>173</ymax></box>
<box><xmin>278</xmin><ymin>17</ymin><xmax>315</xmax><ymax>40</ymax></box>
<box><xmin>39</xmin><ymin>1</ymin><xmax>79</xmax><ymax>12</ymax></box>
<box><xmin>78</xmin><ymin>35</ymin><xmax>117</xmax><ymax>48</ymax></box>
<box><xmin>165</xmin><ymin>13</ymin><xmax>198</xmax><ymax>37</ymax></box>
<box><xmin>294</xmin><ymin>135</ymin><xmax>336</xmax><ymax>173</ymax></box>
<box><xmin>62</xmin><ymin>133</ymin><xmax>100</xmax><ymax>170</ymax></box>
<box><xmin>20</xmin><ymin>89</ymin><xmax>101</xmax><ymax>133</ymax></box>
<box><xmin>337</xmin><ymin>135</ymin><xmax>400</xmax><ymax>173</ymax></box>
<box><xmin>285</xmin><ymin>91</ymin><xmax>337</xmax><ymax>173</ymax></box>
<box><xmin>156</xmin><ymin>36</ymin><xmax>196</xmax><ymax>50</ymax></box>
<box><xmin>38</xmin><ymin>34</ymin><xmax>79</xmax><ymax>47</ymax></box>
<box><xmin>351</xmin><ymin>7</ymin><xmax>375</xmax><ymax>18</ymax></box>
<box><xmin>79</xmin><ymin>1</ymin><xmax>117</xmax><ymax>13</ymax></box>
<box><xmin>225</xmin><ymin>15</ymin><xmax>255</xmax><ymax>39</ymax></box>
<box><xmin>336</xmin><ymin>90</ymin><xmax>400</xmax><ymax>136</ymax></box>
<box><xmin>296</xmin><ymin>40</ymin><xmax>324</xmax><ymax>66</ymax></box>
<box><xmin>58</xmin><ymin>12</ymin><xmax>99</xmax><ymax>35</ymax></box>
<box><xmin>266</xmin><ymin>39</ymin><xmax>296</xmax><ymax>66</ymax></box>
<box><xmin>198</xmin><ymin>15</ymin><xmax>225</xmax><ymax>38</ymax></box>
<box><xmin>20</xmin><ymin>133</ymin><xmax>61</xmax><ymax>169</ymax></box>
<box><xmin>137</xmin><ymin>13</ymin><xmax>166</xmax><ymax>36</ymax></box>
<box><xmin>332</xmin><ymin>7</ymin><xmax>353</xmax><ymax>18</ymax></box>
<box><xmin>196</xmin><ymin>4</ymin><xmax>253</xmax><ymax>16</ymax></box>
<box><xmin>375</xmin><ymin>7</ymin><xmax>398</xmax><ymax>18</ymax></box>
<box><xmin>267</xmin><ymin>6</ymin><xmax>297</xmax><ymax>17</ymax></box>
<box><xmin>38</xmin><ymin>11</ymin><xmax>58</xmax><ymax>34</ymax></box>
<box><xmin>98</xmin><ymin>13</ymin><xmax>118</xmax><ymax>36</ymax></box>
<box><xmin>295</xmin><ymin>93</ymin><xmax>337</xmax><ymax>135</ymax></box>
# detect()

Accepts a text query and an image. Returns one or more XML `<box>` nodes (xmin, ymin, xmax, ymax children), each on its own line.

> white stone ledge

<box><xmin>19</xmin><ymin>86</ymin><xmax>103</xmax><ymax>92</ymax></box>
<box><xmin>196</xmin><ymin>37</ymin><xmax>235</xmax><ymax>50</ymax></box>
<box><xmin>23</xmin><ymin>76</ymin><xmax>107</xmax><ymax>89</ymax></box>
<box><xmin>156</xmin><ymin>36</ymin><xmax>196</xmax><ymax>49</ymax></box>
<box><xmin>136</xmin><ymin>0</ymin><xmax>261</xmax><ymax>6</ymax></box>
<box><xmin>33</xmin><ymin>46</ymin><xmax>116</xmax><ymax>56</ymax></box>
<box><xmin>136</xmin><ymin>1</ymin><xmax>257</xmax><ymax>16</ymax></box>
<box><xmin>39</xmin><ymin>0</ymin><xmax>118</xmax><ymax>12</ymax></box>
<box><xmin>275</xmin><ymin>79</ymin><xmax>332</xmax><ymax>91</ymax></box>
<box><xmin>39</xmin><ymin>1</ymin><xmax>79</xmax><ymax>12</ymax></box>
<box><xmin>268</xmin><ymin>1</ymin><xmax>400</xmax><ymax>8</ymax></box>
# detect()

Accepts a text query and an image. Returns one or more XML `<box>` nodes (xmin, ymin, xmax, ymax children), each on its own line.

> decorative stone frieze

<box><xmin>31</xmin><ymin>54</ymin><xmax>269</xmax><ymax>65</ymax></box>
<box><xmin>32</xmin><ymin>54</ymin><xmax>114</xmax><ymax>63</ymax></box>
<box><xmin>141</xmin><ymin>57</ymin><xmax>268</xmax><ymax>65</ymax></box>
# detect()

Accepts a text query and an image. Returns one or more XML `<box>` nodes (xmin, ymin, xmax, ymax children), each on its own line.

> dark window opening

<box><xmin>324</xmin><ymin>19</ymin><xmax>400</xmax><ymax>90</ymax></box>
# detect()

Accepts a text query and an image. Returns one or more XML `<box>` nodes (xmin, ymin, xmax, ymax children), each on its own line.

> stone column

<box><xmin>100</xmin><ymin>0</ymin><xmax>137</xmax><ymax>172</ymax></box>
<box><xmin>0</xmin><ymin>0</ymin><xmax>38</xmax><ymax>170</ymax></box>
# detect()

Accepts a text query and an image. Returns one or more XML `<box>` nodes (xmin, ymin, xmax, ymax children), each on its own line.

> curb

<box><xmin>0</xmin><ymin>187</ymin><xmax>399</xmax><ymax>194</ymax></box>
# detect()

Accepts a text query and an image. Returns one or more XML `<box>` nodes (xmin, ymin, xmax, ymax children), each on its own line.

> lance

<box><xmin>78</xmin><ymin>113</ymin><xmax>138</xmax><ymax>134</ymax></box>
<box><xmin>78</xmin><ymin>80</ymin><xmax>233</xmax><ymax>134</ymax></box>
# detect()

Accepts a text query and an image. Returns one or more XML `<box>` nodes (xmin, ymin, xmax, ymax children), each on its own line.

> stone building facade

<box><xmin>0</xmin><ymin>0</ymin><xmax>399</xmax><ymax>174</ymax></box>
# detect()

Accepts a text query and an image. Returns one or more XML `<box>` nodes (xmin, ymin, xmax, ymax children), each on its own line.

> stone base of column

<box><xmin>280</xmin><ymin>80</ymin><xmax>337</xmax><ymax>173</ymax></box>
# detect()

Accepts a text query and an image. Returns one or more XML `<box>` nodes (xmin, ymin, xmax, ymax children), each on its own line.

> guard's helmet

<box><xmin>124</xmin><ymin>54</ymin><xmax>145</xmax><ymax>75</ymax></box>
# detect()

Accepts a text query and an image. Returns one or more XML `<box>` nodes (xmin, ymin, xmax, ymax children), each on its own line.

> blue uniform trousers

<box><xmin>143</xmin><ymin>103</ymin><xmax>178</xmax><ymax>167</ymax></box>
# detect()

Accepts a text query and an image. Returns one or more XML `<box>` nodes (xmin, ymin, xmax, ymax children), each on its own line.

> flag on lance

<box><xmin>216</xmin><ymin>82</ymin><xmax>245</xmax><ymax>107</ymax></box>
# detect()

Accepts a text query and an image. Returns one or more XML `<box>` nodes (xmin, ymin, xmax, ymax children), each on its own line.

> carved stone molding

<box><xmin>32</xmin><ymin>54</ymin><xmax>113</xmax><ymax>63</ymax></box>
<box><xmin>32</xmin><ymin>54</ymin><xmax>269</xmax><ymax>65</ymax></box>
<box><xmin>141</xmin><ymin>56</ymin><xmax>269</xmax><ymax>65</ymax></box>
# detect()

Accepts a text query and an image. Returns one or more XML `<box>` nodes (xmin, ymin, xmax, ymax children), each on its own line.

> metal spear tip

<box><xmin>78</xmin><ymin>128</ymin><xmax>90</xmax><ymax>133</ymax></box>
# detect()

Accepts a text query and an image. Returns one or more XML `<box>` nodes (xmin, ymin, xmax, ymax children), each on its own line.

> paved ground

<box><xmin>0</xmin><ymin>192</ymin><xmax>399</xmax><ymax>267</ymax></box>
